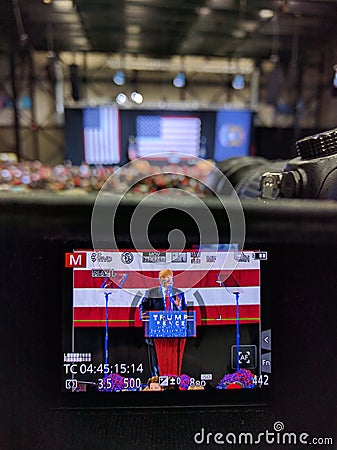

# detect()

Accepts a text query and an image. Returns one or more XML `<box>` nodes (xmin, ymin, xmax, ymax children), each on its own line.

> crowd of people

<box><xmin>0</xmin><ymin>157</ymin><xmax>215</xmax><ymax>197</ymax></box>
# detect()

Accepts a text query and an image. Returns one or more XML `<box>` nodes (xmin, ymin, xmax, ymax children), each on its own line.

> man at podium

<box><xmin>139</xmin><ymin>269</ymin><xmax>187</xmax><ymax>377</ymax></box>
<box><xmin>140</xmin><ymin>269</ymin><xmax>186</xmax><ymax>313</ymax></box>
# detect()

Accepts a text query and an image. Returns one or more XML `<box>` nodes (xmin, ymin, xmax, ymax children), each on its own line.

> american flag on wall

<box><xmin>83</xmin><ymin>106</ymin><xmax>121</xmax><ymax>164</ymax></box>
<box><xmin>71</xmin><ymin>251</ymin><xmax>260</xmax><ymax>328</ymax></box>
<box><xmin>136</xmin><ymin>115</ymin><xmax>201</xmax><ymax>157</ymax></box>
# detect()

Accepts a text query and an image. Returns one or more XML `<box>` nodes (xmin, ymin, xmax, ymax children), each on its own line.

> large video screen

<box><xmin>65</xmin><ymin>108</ymin><xmax>253</xmax><ymax>165</ymax></box>
<box><xmin>135</xmin><ymin>115</ymin><xmax>201</xmax><ymax>158</ymax></box>
<box><xmin>213</xmin><ymin>110</ymin><xmax>253</xmax><ymax>162</ymax></box>
<box><xmin>82</xmin><ymin>106</ymin><xmax>121</xmax><ymax>164</ymax></box>
<box><xmin>62</xmin><ymin>248</ymin><xmax>270</xmax><ymax>406</ymax></box>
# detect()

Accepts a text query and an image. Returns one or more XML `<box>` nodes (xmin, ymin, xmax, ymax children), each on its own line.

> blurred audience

<box><xmin>0</xmin><ymin>156</ymin><xmax>214</xmax><ymax>197</ymax></box>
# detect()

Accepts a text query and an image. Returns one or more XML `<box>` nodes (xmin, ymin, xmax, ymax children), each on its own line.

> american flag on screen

<box><xmin>136</xmin><ymin>115</ymin><xmax>201</xmax><ymax>157</ymax></box>
<box><xmin>72</xmin><ymin>251</ymin><xmax>260</xmax><ymax>328</ymax></box>
<box><xmin>83</xmin><ymin>106</ymin><xmax>120</xmax><ymax>164</ymax></box>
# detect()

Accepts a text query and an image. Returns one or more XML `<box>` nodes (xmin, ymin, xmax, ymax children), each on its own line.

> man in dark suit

<box><xmin>139</xmin><ymin>269</ymin><xmax>187</xmax><ymax>377</ymax></box>
<box><xmin>139</xmin><ymin>269</ymin><xmax>186</xmax><ymax>314</ymax></box>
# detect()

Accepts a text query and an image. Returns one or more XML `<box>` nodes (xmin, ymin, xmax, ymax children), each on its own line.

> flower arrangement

<box><xmin>179</xmin><ymin>374</ymin><xmax>191</xmax><ymax>390</ymax></box>
<box><xmin>216</xmin><ymin>369</ymin><xmax>255</xmax><ymax>389</ymax></box>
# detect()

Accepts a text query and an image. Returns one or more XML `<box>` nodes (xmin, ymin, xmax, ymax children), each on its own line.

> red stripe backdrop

<box><xmin>74</xmin><ymin>269</ymin><xmax>260</xmax><ymax>289</ymax></box>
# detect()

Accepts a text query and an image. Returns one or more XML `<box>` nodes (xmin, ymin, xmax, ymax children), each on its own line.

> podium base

<box><xmin>154</xmin><ymin>338</ymin><xmax>186</xmax><ymax>376</ymax></box>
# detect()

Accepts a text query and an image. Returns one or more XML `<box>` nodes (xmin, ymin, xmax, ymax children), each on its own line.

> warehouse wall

<box><xmin>0</xmin><ymin>50</ymin><xmax>337</xmax><ymax>164</ymax></box>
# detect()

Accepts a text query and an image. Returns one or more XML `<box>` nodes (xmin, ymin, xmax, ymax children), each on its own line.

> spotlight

<box><xmin>130</xmin><ymin>91</ymin><xmax>143</xmax><ymax>104</ymax></box>
<box><xmin>232</xmin><ymin>74</ymin><xmax>245</xmax><ymax>90</ymax></box>
<box><xmin>259</xmin><ymin>9</ymin><xmax>274</xmax><ymax>20</ymax></box>
<box><xmin>173</xmin><ymin>71</ymin><xmax>186</xmax><ymax>88</ymax></box>
<box><xmin>113</xmin><ymin>70</ymin><xmax>125</xmax><ymax>86</ymax></box>
<box><xmin>116</xmin><ymin>93</ymin><xmax>127</xmax><ymax>105</ymax></box>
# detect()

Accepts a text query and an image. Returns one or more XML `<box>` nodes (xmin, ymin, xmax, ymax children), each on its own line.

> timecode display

<box><xmin>63</xmin><ymin>362</ymin><xmax>144</xmax><ymax>375</ymax></box>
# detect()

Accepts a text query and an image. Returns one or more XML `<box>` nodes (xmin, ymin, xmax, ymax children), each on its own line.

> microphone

<box><xmin>119</xmin><ymin>273</ymin><xmax>128</xmax><ymax>289</ymax></box>
<box><xmin>216</xmin><ymin>272</ymin><xmax>243</xmax><ymax>294</ymax></box>
<box><xmin>216</xmin><ymin>273</ymin><xmax>224</xmax><ymax>286</ymax></box>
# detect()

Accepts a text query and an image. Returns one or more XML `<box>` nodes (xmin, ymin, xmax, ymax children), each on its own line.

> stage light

<box><xmin>116</xmin><ymin>93</ymin><xmax>127</xmax><ymax>105</ymax></box>
<box><xmin>232</xmin><ymin>74</ymin><xmax>245</xmax><ymax>90</ymax></box>
<box><xmin>259</xmin><ymin>9</ymin><xmax>274</xmax><ymax>20</ymax></box>
<box><xmin>53</xmin><ymin>0</ymin><xmax>73</xmax><ymax>11</ymax></box>
<box><xmin>173</xmin><ymin>71</ymin><xmax>186</xmax><ymax>88</ymax></box>
<box><xmin>113</xmin><ymin>70</ymin><xmax>125</xmax><ymax>86</ymax></box>
<box><xmin>130</xmin><ymin>91</ymin><xmax>143</xmax><ymax>104</ymax></box>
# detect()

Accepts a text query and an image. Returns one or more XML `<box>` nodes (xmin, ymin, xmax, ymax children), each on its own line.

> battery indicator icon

<box><xmin>252</xmin><ymin>252</ymin><xmax>267</xmax><ymax>260</ymax></box>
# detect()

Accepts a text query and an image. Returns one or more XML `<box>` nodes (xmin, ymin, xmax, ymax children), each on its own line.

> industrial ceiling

<box><xmin>1</xmin><ymin>0</ymin><xmax>337</xmax><ymax>63</ymax></box>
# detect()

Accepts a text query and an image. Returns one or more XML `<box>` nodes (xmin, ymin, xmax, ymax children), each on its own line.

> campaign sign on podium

<box><xmin>146</xmin><ymin>311</ymin><xmax>196</xmax><ymax>338</ymax></box>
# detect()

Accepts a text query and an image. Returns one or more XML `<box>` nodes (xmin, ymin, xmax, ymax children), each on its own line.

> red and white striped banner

<box><xmin>71</xmin><ymin>251</ymin><xmax>261</xmax><ymax>328</ymax></box>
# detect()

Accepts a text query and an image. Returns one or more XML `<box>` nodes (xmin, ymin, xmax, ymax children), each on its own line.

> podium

<box><xmin>144</xmin><ymin>311</ymin><xmax>196</xmax><ymax>376</ymax></box>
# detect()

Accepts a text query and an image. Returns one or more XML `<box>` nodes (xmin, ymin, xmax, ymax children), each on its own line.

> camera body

<box><xmin>2</xmin><ymin>124</ymin><xmax>337</xmax><ymax>448</ymax></box>
<box><xmin>212</xmin><ymin>128</ymin><xmax>337</xmax><ymax>201</ymax></box>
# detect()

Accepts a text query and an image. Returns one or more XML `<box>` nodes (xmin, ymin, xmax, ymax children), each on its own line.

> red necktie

<box><xmin>165</xmin><ymin>290</ymin><xmax>170</xmax><ymax>310</ymax></box>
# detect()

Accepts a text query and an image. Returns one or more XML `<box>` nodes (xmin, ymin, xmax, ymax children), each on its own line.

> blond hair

<box><xmin>159</xmin><ymin>268</ymin><xmax>173</xmax><ymax>279</ymax></box>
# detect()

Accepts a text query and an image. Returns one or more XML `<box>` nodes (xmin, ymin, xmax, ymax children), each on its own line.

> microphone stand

<box><xmin>233</xmin><ymin>290</ymin><xmax>240</xmax><ymax>373</ymax></box>
<box><xmin>217</xmin><ymin>274</ymin><xmax>241</xmax><ymax>372</ymax></box>
<box><xmin>101</xmin><ymin>273</ymin><xmax>128</xmax><ymax>367</ymax></box>
<box><xmin>104</xmin><ymin>292</ymin><xmax>112</xmax><ymax>366</ymax></box>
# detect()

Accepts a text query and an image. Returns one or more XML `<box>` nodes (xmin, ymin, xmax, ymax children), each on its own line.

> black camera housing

<box><xmin>281</xmin><ymin>155</ymin><xmax>337</xmax><ymax>200</ymax></box>
<box><xmin>211</xmin><ymin>128</ymin><xmax>337</xmax><ymax>201</ymax></box>
<box><xmin>1</xmin><ymin>192</ymin><xmax>336</xmax><ymax>448</ymax></box>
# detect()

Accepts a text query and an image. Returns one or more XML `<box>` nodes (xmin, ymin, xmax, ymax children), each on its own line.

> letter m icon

<box><xmin>65</xmin><ymin>252</ymin><xmax>87</xmax><ymax>268</ymax></box>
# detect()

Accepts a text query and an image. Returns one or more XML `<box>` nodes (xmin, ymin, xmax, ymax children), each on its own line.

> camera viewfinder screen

<box><xmin>62</xmin><ymin>249</ymin><xmax>270</xmax><ymax>405</ymax></box>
